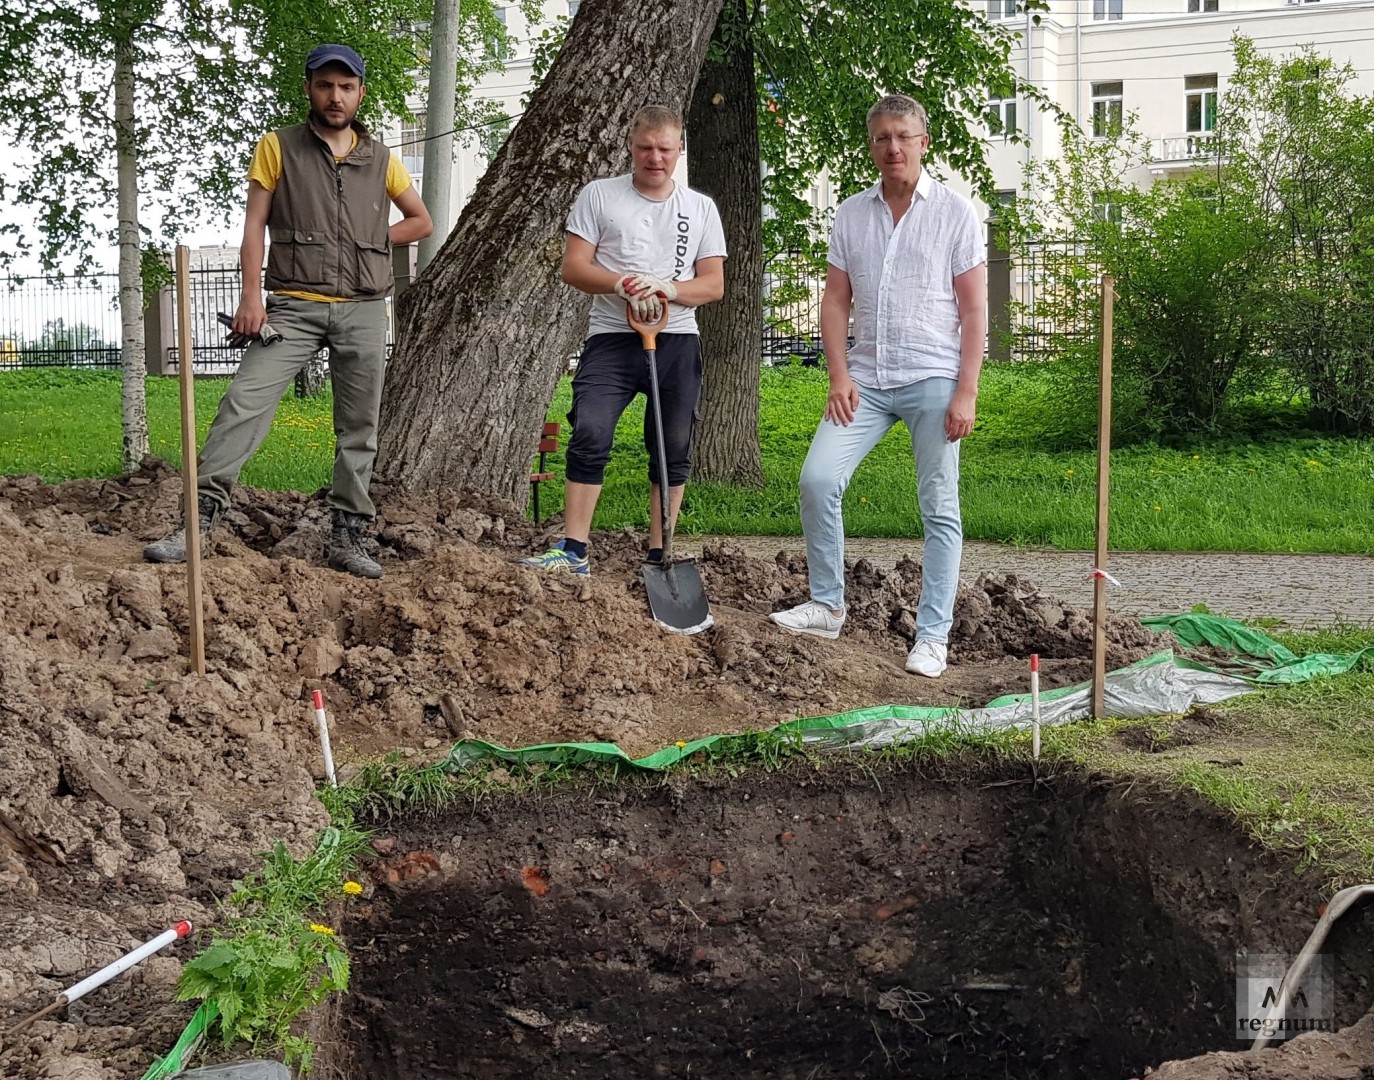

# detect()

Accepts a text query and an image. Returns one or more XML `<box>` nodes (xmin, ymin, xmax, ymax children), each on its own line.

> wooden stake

<box><xmin>1091</xmin><ymin>273</ymin><xmax>1115</xmax><ymax>719</ymax></box>
<box><xmin>173</xmin><ymin>245</ymin><xmax>206</xmax><ymax>677</ymax></box>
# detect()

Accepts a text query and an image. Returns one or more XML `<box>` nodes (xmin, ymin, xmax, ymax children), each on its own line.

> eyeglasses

<box><xmin>869</xmin><ymin>132</ymin><xmax>927</xmax><ymax>147</ymax></box>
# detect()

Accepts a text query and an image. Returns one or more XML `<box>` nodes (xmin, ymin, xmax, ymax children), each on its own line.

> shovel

<box><xmin>626</xmin><ymin>301</ymin><xmax>714</xmax><ymax>635</ymax></box>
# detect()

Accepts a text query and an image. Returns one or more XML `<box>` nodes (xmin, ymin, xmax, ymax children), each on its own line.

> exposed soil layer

<box><xmin>334</xmin><ymin>763</ymin><xmax>1374</xmax><ymax>1080</ymax></box>
<box><xmin>0</xmin><ymin>467</ymin><xmax>1363</xmax><ymax>1079</ymax></box>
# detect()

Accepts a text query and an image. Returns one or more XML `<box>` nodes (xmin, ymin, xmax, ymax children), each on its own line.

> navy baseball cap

<box><xmin>306</xmin><ymin>44</ymin><xmax>365</xmax><ymax>79</ymax></box>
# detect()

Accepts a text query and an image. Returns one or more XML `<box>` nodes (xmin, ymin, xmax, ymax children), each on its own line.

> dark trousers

<box><xmin>565</xmin><ymin>332</ymin><xmax>702</xmax><ymax>487</ymax></box>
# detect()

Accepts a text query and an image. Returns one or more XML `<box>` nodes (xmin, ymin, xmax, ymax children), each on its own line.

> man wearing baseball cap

<box><xmin>145</xmin><ymin>43</ymin><xmax>433</xmax><ymax>578</ymax></box>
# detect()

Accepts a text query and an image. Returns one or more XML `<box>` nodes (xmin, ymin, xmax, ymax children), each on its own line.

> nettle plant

<box><xmin>175</xmin><ymin>826</ymin><xmax>367</xmax><ymax>1072</ymax></box>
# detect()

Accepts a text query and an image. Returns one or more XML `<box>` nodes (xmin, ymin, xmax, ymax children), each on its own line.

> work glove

<box><xmin>624</xmin><ymin>274</ymin><xmax>677</xmax><ymax>305</ymax></box>
<box><xmin>218</xmin><ymin>312</ymin><xmax>283</xmax><ymax>349</ymax></box>
<box><xmin>614</xmin><ymin>275</ymin><xmax>657</xmax><ymax>322</ymax></box>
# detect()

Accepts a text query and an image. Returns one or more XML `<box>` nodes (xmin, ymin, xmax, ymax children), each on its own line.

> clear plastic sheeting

<box><xmin>443</xmin><ymin>614</ymin><xmax>1368</xmax><ymax>773</ymax></box>
<box><xmin>795</xmin><ymin>653</ymin><xmax>1255</xmax><ymax>753</ymax></box>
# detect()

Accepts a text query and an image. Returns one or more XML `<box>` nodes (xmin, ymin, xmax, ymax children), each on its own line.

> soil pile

<box><xmin>0</xmin><ymin>466</ymin><xmax>1168</xmax><ymax>1078</ymax></box>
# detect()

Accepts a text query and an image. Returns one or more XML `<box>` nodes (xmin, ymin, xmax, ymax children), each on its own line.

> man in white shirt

<box><xmin>769</xmin><ymin>94</ymin><xmax>987</xmax><ymax>678</ymax></box>
<box><xmin>523</xmin><ymin>105</ymin><xmax>727</xmax><ymax>577</ymax></box>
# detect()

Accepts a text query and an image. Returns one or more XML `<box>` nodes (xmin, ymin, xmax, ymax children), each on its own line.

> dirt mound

<box><xmin>0</xmin><ymin>469</ymin><xmax>1169</xmax><ymax>1078</ymax></box>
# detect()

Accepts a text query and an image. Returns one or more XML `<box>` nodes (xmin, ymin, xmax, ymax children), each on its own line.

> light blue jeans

<box><xmin>799</xmin><ymin>376</ymin><xmax>962</xmax><ymax>643</ymax></box>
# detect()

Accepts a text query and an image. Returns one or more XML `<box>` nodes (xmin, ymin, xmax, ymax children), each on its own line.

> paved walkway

<box><xmin>677</xmin><ymin>537</ymin><xmax>1374</xmax><ymax>628</ymax></box>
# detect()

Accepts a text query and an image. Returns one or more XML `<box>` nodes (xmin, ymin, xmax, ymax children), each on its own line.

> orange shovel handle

<box><xmin>625</xmin><ymin>300</ymin><xmax>670</xmax><ymax>351</ymax></box>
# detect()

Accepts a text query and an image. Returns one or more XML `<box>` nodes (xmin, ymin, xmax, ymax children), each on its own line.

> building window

<box><xmin>567</xmin><ymin>0</ymin><xmax>580</xmax><ymax>14</ymax></box>
<box><xmin>1187</xmin><ymin>0</ymin><xmax>1218</xmax><ymax>10</ymax></box>
<box><xmin>1093</xmin><ymin>193</ymin><xmax>1123</xmax><ymax>224</ymax></box>
<box><xmin>1091</xmin><ymin>81</ymin><xmax>1123</xmax><ymax>138</ymax></box>
<box><xmin>1185</xmin><ymin>74</ymin><xmax>1218</xmax><ymax>132</ymax></box>
<box><xmin>990</xmin><ymin>189</ymin><xmax>1017</xmax><ymax>220</ymax></box>
<box><xmin>986</xmin><ymin>0</ymin><xmax>1017</xmax><ymax>19</ymax></box>
<box><xmin>986</xmin><ymin>92</ymin><xmax>1018</xmax><ymax>139</ymax></box>
<box><xmin>1093</xmin><ymin>0</ymin><xmax>1123</xmax><ymax>20</ymax></box>
<box><xmin>399</xmin><ymin>111</ymin><xmax>426</xmax><ymax>177</ymax></box>
<box><xmin>487</xmin><ymin>6</ymin><xmax>512</xmax><ymax>60</ymax></box>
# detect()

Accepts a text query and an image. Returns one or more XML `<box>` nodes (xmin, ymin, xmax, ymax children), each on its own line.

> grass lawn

<box><xmin>2</xmin><ymin>365</ymin><xmax>1372</xmax><ymax>553</ymax></box>
<box><xmin>1046</xmin><ymin>623</ymin><xmax>1374</xmax><ymax>888</ymax></box>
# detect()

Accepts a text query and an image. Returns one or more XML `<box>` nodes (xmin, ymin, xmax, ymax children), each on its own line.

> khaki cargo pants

<box><xmin>197</xmin><ymin>294</ymin><xmax>388</xmax><ymax>519</ymax></box>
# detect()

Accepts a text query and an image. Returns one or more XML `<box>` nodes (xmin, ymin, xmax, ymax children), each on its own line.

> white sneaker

<box><xmin>769</xmin><ymin>600</ymin><xmax>845</xmax><ymax>640</ymax></box>
<box><xmin>905</xmin><ymin>639</ymin><xmax>948</xmax><ymax>678</ymax></box>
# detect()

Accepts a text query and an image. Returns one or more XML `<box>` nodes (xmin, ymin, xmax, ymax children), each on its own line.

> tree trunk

<box><xmin>114</xmin><ymin>33</ymin><xmax>148</xmax><ymax>473</ymax></box>
<box><xmin>686</xmin><ymin>0</ymin><xmax>765</xmax><ymax>487</ymax></box>
<box><xmin>376</xmin><ymin>0</ymin><xmax>726</xmax><ymax>504</ymax></box>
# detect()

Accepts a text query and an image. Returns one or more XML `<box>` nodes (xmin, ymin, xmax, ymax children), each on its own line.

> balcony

<box><xmin>1149</xmin><ymin>132</ymin><xmax>1220</xmax><ymax>174</ymax></box>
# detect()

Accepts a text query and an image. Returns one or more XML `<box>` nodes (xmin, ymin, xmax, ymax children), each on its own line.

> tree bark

<box><xmin>114</xmin><ymin>33</ymin><xmax>148</xmax><ymax>473</ymax></box>
<box><xmin>376</xmin><ymin>0</ymin><xmax>726</xmax><ymax>504</ymax></box>
<box><xmin>686</xmin><ymin>0</ymin><xmax>765</xmax><ymax>487</ymax></box>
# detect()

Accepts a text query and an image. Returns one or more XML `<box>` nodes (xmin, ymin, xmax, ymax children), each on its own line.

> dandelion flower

<box><xmin>1153</xmin><ymin>505</ymin><xmax>1162</xmax><ymax>512</ymax></box>
<box><xmin>342</xmin><ymin>881</ymin><xmax>363</xmax><ymax>896</ymax></box>
<box><xmin>675</xmin><ymin>740</ymin><xmax>687</xmax><ymax>749</ymax></box>
<box><xmin>309</xmin><ymin>923</ymin><xmax>335</xmax><ymax>936</ymax></box>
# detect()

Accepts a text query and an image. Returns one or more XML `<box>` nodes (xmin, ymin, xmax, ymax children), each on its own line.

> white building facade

<box><xmin>975</xmin><ymin>0</ymin><xmax>1374</xmax><ymax>214</ymax></box>
<box><xmin>390</xmin><ymin>0</ymin><xmax>1374</xmax><ymax>250</ymax></box>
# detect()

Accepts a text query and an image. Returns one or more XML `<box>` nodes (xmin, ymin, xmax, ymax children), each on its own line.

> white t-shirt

<box><xmin>566</xmin><ymin>174</ymin><xmax>727</xmax><ymax>336</ymax></box>
<box><xmin>829</xmin><ymin>171</ymin><xmax>984</xmax><ymax>388</ymax></box>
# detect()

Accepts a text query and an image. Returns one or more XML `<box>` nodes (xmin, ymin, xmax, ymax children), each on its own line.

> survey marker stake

<box><xmin>312</xmin><ymin>690</ymin><xmax>338</xmax><ymax>787</ymax></box>
<box><xmin>7</xmin><ymin>922</ymin><xmax>193</xmax><ymax>1037</ymax></box>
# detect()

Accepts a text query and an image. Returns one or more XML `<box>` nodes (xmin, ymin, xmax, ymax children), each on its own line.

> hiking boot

<box><xmin>521</xmin><ymin>541</ymin><xmax>590</xmax><ymax>576</ymax></box>
<box><xmin>327</xmin><ymin>509</ymin><xmax>383</xmax><ymax>579</ymax></box>
<box><xmin>768</xmin><ymin>600</ymin><xmax>845</xmax><ymax>640</ymax></box>
<box><xmin>905</xmin><ymin>639</ymin><xmax>948</xmax><ymax>678</ymax></box>
<box><xmin>143</xmin><ymin>495</ymin><xmax>222</xmax><ymax>563</ymax></box>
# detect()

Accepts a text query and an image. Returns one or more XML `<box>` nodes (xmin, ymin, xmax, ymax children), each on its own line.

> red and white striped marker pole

<box><xmin>311</xmin><ymin>690</ymin><xmax>338</xmax><ymax>787</ymax></box>
<box><xmin>1030</xmin><ymin>654</ymin><xmax>1042</xmax><ymax>761</ymax></box>
<box><xmin>9</xmin><ymin>922</ymin><xmax>193</xmax><ymax>1034</ymax></box>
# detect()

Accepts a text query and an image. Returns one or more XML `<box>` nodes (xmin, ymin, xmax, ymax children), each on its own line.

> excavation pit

<box><xmin>336</xmin><ymin>763</ymin><xmax>1367</xmax><ymax>1079</ymax></box>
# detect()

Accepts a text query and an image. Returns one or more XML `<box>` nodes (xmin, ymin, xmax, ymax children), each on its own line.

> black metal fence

<box><xmin>761</xmin><ymin>249</ymin><xmax>827</xmax><ymax>366</ymax></box>
<box><xmin>167</xmin><ymin>263</ymin><xmax>246</xmax><ymax>374</ymax></box>
<box><xmin>3</xmin><ymin>235</ymin><xmax>1064</xmax><ymax>373</ymax></box>
<box><xmin>1004</xmin><ymin>239</ymin><xmax>1099</xmax><ymax>360</ymax></box>
<box><xmin>0</xmin><ymin>265</ymin><xmax>396</xmax><ymax>374</ymax></box>
<box><xmin>0</xmin><ymin>272</ymin><xmax>123</xmax><ymax>369</ymax></box>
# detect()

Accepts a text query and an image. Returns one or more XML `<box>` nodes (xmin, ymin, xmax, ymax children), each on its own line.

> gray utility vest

<box><xmin>264</xmin><ymin>122</ymin><xmax>394</xmax><ymax>299</ymax></box>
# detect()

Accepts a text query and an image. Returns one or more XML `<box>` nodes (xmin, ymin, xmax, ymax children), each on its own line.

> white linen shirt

<box><xmin>828</xmin><ymin>171</ymin><xmax>984</xmax><ymax>389</ymax></box>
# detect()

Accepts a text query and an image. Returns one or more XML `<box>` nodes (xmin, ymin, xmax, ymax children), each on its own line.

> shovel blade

<box><xmin>642</xmin><ymin>559</ymin><xmax>713</xmax><ymax>635</ymax></box>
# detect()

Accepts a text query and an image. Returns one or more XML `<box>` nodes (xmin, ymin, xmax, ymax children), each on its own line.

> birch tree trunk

<box><xmin>114</xmin><ymin>33</ymin><xmax>148</xmax><ymax>473</ymax></box>
<box><xmin>376</xmin><ymin>0</ymin><xmax>725</xmax><ymax>504</ymax></box>
<box><xmin>686</xmin><ymin>0</ymin><xmax>764</xmax><ymax>487</ymax></box>
<box><xmin>417</xmin><ymin>0</ymin><xmax>458</xmax><ymax>271</ymax></box>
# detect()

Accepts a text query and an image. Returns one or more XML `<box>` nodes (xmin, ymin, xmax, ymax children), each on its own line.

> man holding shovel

<box><xmin>144</xmin><ymin>43</ymin><xmax>433</xmax><ymax>579</ymax></box>
<box><xmin>522</xmin><ymin>104</ymin><xmax>726</xmax><ymax>578</ymax></box>
<box><xmin>768</xmin><ymin>94</ymin><xmax>987</xmax><ymax>678</ymax></box>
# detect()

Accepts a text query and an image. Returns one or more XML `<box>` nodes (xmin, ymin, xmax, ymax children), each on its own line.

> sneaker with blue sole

<box><xmin>521</xmin><ymin>542</ymin><xmax>590</xmax><ymax>576</ymax></box>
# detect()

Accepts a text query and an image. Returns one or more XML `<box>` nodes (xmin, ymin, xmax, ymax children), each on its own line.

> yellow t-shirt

<box><xmin>249</xmin><ymin>130</ymin><xmax>413</xmax><ymax>303</ymax></box>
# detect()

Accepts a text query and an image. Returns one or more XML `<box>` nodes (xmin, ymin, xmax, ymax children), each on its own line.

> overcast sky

<box><xmin>0</xmin><ymin>142</ymin><xmax>242</xmax><ymax>278</ymax></box>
